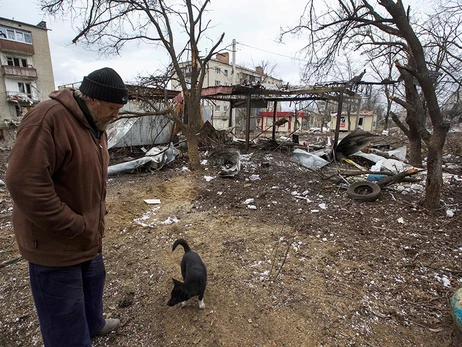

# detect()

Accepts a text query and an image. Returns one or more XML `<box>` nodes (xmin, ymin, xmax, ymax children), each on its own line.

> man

<box><xmin>5</xmin><ymin>67</ymin><xmax>128</xmax><ymax>346</ymax></box>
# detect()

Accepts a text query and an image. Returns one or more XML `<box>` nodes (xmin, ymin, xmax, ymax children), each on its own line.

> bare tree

<box><xmin>255</xmin><ymin>60</ymin><xmax>278</xmax><ymax>83</ymax></box>
<box><xmin>421</xmin><ymin>1</ymin><xmax>462</xmax><ymax>118</ymax></box>
<box><xmin>281</xmin><ymin>0</ymin><xmax>456</xmax><ymax>209</ymax></box>
<box><xmin>41</xmin><ymin>0</ymin><xmax>225</xmax><ymax>170</ymax></box>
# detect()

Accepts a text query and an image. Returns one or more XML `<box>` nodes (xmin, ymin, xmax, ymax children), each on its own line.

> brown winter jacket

<box><xmin>5</xmin><ymin>88</ymin><xmax>109</xmax><ymax>267</ymax></box>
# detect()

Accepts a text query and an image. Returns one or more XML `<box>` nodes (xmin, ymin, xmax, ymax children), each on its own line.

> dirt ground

<box><xmin>1</xmin><ymin>129</ymin><xmax>462</xmax><ymax>347</ymax></box>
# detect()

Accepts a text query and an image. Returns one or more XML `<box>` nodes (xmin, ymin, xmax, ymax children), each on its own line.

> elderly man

<box><xmin>5</xmin><ymin>67</ymin><xmax>128</xmax><ymax>346</ymax></box>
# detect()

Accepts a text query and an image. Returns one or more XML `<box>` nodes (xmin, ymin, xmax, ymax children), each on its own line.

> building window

<box><xmin>0</xmin><ymin>25</ymin><xmax>32</xmax><ymax>44</ymax></box>
<box><xmin>224</xmin><ymin>105</ymin><xmax>229</xmax><ymax>111</ymax></box>
<box><xmin>224</xmin><ymin>69</ymin><xmax>228</xmax><ymax>76</ymax></box>
<box><xmin>215</xmin><ymin>80</ymin><xmax>221</xmax><ymax>86</ymax></box>
<box><xmin>18</xmin><ymin>82</ymin><xmax>32</xmax><ymax>97</ymax></box>
<box><xmin>15</xmin><ymin>104</ymin><xmax>22</xmax><ymax>117</ymax></box>
<box><xmin>7</xmin><ymin>57</ymin><xmax>28</xmax><ymax>67</ymax></box>
<box><xmin>215</xmin><ymin>105</ymin><xmax>221</xmax><ymax>111</ymax></box>
<box><xmin>215</xmin><ymin>67</ymin><xmax>221</xmax><ymax>74</ymax></box>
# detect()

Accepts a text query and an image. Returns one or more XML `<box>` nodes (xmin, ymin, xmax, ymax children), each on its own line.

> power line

<box><xmin>49</xmin><ymin>38</ymin><xmax>100</xmax><ymax>59</ymax></box>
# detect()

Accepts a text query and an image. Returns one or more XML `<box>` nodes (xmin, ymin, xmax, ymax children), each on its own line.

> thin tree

<box><xmin>41</xmin><ymin>0</ymin><xmax>225</xmax><ymax>170</ymax></box>
<box><xmin>281</xmin><ymin>0</ymin><xmax>454</xmax><ymax>209</ymax></box>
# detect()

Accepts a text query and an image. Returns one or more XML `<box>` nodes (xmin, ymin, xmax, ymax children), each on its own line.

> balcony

<box><xmin>2</xmin><ymin>65</ymin><xmax>38</xmax><ymax>79</ymax></box>
<box><xmin>0</xmin><ymin>38</ymin><xmax>34</xmax><ymax>55</ymax></box>
<box><xmin>6</xmin><ymin>91</ymin><xmax>40</xmax><ymax>105</ymax></box>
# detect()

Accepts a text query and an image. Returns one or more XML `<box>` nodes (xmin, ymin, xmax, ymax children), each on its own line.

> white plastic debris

<box><xmin>410</xmin><ymin>184</ymin><xmax>424</xmax><ymax>191</ymax></box>
<box><xmin>108</xmin><ymin>143</ymin><xmax>180</xmax><ymax>175</ymax></box>
<box><xmin>108</xmin><ymin>157</ymin><xmax>154</xmax><ymax>176</ymax></box>
<box><xmin>291</xmin><ymin>149</ymin><xmax>330</xmax><ymax>170</ymax></box>
<box><xmin>446</xmin><ymin>210</ymin><xmax>455</xmax><ymax>218</ymax></box>
<box><xmin>145</xmin><ymin>142</ymin><xmax>181</xmax><ymax>169</ymax></box>
<box><xmin>204</xmin><ymin>176</ymin><xmax>216</xmax><ymax>182</ymax></box>
<box><xmin>144</xmin><ymin>199</ymin><xmax>161</xmax><ymax>205</ymax></box>
<box><xmin>388</xmin><ymin>146</ymin><xmax>407</xmax><ymax>161</ymax></box>
<box><xmin>161</xmin><ymin>216</ymin><xmax>179</xmax><ymax>225</ymax></box>
<box><xmin>249</xmin><ymin>174</ymin><xmax>261</xmax><ymax>181</ymax></box>
<box><xmin>435</xmin><ymin>274</ymin><xmax>451</xmax><ymax>287</ymax></box>
<box><xmin>243</xmin><ymin>198</ymin><xmax>255</xmax><ymax>205</ymax></box>
<box><xmin>294</xmin><ymin>196</ymin><xmax>312</xmax><ymax>203</ymax></box>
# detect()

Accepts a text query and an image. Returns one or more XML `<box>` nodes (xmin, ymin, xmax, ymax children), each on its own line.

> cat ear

<box><xmin>172</xmin><ymin>278</ymin><xmax>181</xmax><ymax>285</ymax></box>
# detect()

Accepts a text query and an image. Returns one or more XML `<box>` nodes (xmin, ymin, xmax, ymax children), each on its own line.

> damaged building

<box><xmin>0</xmin><ymin>17</ymin><xmax>55</xmax><ymax>134</ymax></box>
<box><xmin>171</xmin><ymin>51</ymin><xmax>283</xmax><ymax>131</ymax></box>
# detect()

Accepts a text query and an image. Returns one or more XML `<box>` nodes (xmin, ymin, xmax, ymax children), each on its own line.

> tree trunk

<box><xmin>407</xmin><ymin>122</ymin><xmax>423</xmax><ymax>167</ymax></box>
<box><xmin>184</xmin><ymin>94</ymin><xmax>202</xmax><ymax>171</ymax></box>
<box><xmin>424</xmin><ymin>135</ymin><xmax>444</xmax><ymax>208</ymax></box>
<box><xmin>383</xmin><ymin>112</ymin><xmax>389</xmax><ymax>131</ymax></box>
<box><xmin>422</xmin><ymin>122</ymin><xmax>448</xmax><ymax>208</ymax></box>
<box><xmin>186</xmin><ymin>132</ymin><xmax>201</xmax><ymax>170</ymax></box>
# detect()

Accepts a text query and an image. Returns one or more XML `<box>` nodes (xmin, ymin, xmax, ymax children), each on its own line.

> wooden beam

<box><xmin>333</xmin><ymin>90</ymin><xmax>344</xmax><ymax>160</ymax></box>
<box><xmin>272</xmin><ymin>101</ymin><xmax>278</xmax><ymax>141</ymax></box>
<box><xmin>245</xmin><ymin>93</ymin><xmax>251</xmax><ymax>151</ymax></box>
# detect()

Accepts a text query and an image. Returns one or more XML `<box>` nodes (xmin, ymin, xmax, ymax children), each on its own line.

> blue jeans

<box><xmin>29</xmin><ymin>254</ymin><xmax>106</xmax><ymax>347</ymax></box>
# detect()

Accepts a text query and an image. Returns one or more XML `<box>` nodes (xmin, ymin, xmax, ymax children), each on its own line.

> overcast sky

<box><xmin>1</xmin><ymin>0</ymin><xmax>312</xmax><ymax>88</ymax></box>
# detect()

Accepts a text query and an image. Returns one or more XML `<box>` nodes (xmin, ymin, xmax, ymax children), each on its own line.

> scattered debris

<box><xmin>198</xmin><ymin>121</ymin><xmax>232</xmax><ymax>148</ymax></box>
<box><xmin>144</xmin><ymin>199</ymin><xmax>161</xmax><ymax>205</ymax></box>
<box><xmin>108</xmin><ymin>157</ymin><xmax>154</xmax><ymax>176</ymax></box>
<box><xmin>207</xmin><ymin>149</ymin><xmax>241</xmax><ymax>177</ymax></box>
<box><xmin>367</xmin><ymin>174</ymin><xmax>387</xmax><ymax>182</ymax></box>
<box><xmin>342</xmin><ymin>157</ymin><xmax>368</xmax><ymax>171</ymax></box>
<box><xmin>108</xmin><ymin>142</ymin><xmax>180</xmax><ymax>175</ymax></box>
<box><xmin>346</xmin><ymin>181</ymin><xmax>381</xmax><ymax>202</ymax></box>
<box><xmin>291</xmin><ymin>149</ymin><xmax>330</xmax><ymax>170</ymax></box>
<box><xmin>145</xmin><ymin>142</ymin><xmax>180</xmax><ymax>169</ymax></box>
<box><xmin>249</xmin><ymin>174</ymin><xmax>260</xmax><ymax>181</ymax></box>
<box><xmin>161</xmin><ymin>216</ymin><xmax>179</xmax><ymax>224</ymax></box>
<box><xmin>335</xmin><ymin>129</ymin><xmax>379</xmax><ymax>158</ymax></box>
<box><xmin>204</xmin><ymin>176</ymin><xmax>216</xmax><ymax>182</ymax></box>
<box><xmin>369</xmin><ymin>145</ymin><xmax>407</xmax><ymax>161</ymax></box>
<box><xmin>0</xmin><ymin>256</ymin><xmax>22</xmax><ymax>270</ymax></box>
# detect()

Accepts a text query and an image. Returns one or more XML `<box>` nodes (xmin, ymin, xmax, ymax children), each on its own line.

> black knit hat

<box><xmin>79</xmin><ymin>67</ymin><xmax>128</xmax><ymax>104</ymax></box>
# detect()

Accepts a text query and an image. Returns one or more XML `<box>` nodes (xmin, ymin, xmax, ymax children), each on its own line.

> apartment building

<box><xmin>0</xmin><ymin>17</ymin><xmax>55</xmax><ymax>126</ymax></box>
<box><xmin>172</xmin><ymin>52</ymin><xmax>283</xmax><ymax>130</ymax></box>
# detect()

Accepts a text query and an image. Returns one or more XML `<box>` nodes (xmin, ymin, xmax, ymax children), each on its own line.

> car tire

<box><xmin>346</xmin><ymin>181</ymin><xmax>381</xmax><ymax>202</ymax></box>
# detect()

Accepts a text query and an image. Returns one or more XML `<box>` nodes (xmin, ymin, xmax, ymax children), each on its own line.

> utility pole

<box><xmin>232</xmin><ymin>39</ymin><xmax>236</xmax><ymax>85</ymax></box>
<box><xmin>229</xmin><ymin>39</ymin><xmax>237</xmax><ymax>130</ymax></box>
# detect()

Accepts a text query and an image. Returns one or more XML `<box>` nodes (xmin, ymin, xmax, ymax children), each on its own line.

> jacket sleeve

<box><xmin>5</xmin><ymin>116</ymin><xmax>85</xmax><ymax>239</ymax></box>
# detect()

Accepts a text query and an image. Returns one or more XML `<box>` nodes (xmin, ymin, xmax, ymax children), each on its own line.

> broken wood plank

<box><xmin>377</xmin><ymin>168</ymin><xmax>424</xmax><ymax>187</ymax></box>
